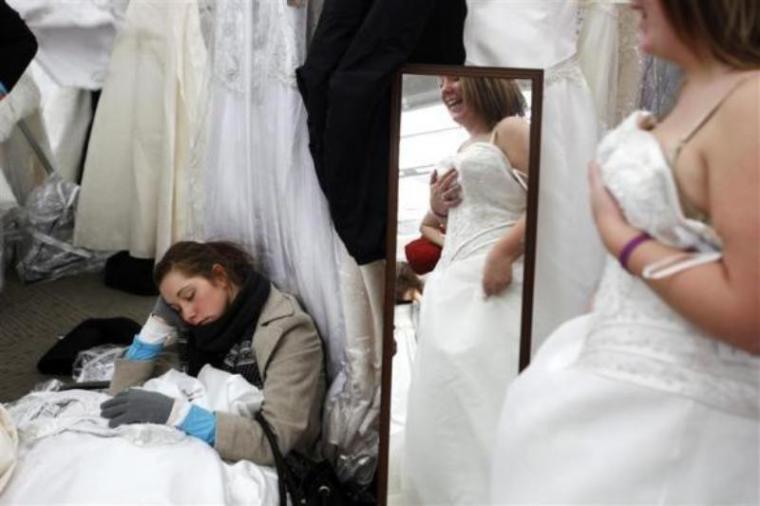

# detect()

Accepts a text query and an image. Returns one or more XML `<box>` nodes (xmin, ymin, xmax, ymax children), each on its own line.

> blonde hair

<box><xmin>460</xmin><ymin>77</ymin><xmax>526</xmax><ymax>130</ymax></box>
<box><xmin>661</xmin><ymin>0</ymin><xmax>760</xmax><ymax>69</ymax></box>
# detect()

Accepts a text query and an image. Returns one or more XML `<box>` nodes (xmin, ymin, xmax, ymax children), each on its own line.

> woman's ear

<box><xmin>210</xmin><ymin>263</ymin><xmax>229</xmax><ymax>287</ymax></box>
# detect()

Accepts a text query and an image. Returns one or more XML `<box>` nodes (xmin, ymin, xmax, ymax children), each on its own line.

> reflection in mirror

<box><xmin>385</xmin><ymin>70</ymin><xmax>539</xmax><ymax>505</ymax></box>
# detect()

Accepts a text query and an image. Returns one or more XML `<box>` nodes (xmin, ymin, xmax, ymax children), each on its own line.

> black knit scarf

<box><xmin>184</xmin><ymin>269</ymin><xmax>271</xmax><ymax>378</ymax></box>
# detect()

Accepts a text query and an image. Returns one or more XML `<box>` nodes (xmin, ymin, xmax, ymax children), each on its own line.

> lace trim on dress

<box><xmin>579</xmin><ymin>325</ymin><xmax>759</xmax><ymax>420</ymax></box>
<box><xmin>6</xmin><ymin>391</ymin><xmax>186</xmax><ymax>449</ymax></box>
<box><xmin>211</xmin><ymin>0</ymin><xmax>304</xmax><ymax>96</ymax></box>
<box><xmin>545</xmin><ymin>55</ymin><xmax>586</xmax><ymax>87</ymax></box>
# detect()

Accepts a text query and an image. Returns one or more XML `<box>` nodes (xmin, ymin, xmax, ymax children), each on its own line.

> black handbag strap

<box><xmin>255</xmin><ymin>411</ymin><xmax>290</xmax><ymax>506</ymax></box>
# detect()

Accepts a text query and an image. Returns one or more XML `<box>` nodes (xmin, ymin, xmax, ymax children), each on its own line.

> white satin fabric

<box><xmin>465</xmin><ymin>0</ymin><xmax>607</xmax><ymax>351</ymax></box>
<box><xmin>490</xmin><ymin>113</ymin><xmax>760</xmax><ymax>504</ymax></box>
<box><xmin>7</xmin><ymin>0</ymin><xmax>128</xmax><ymax>90</ymax></box>
<box><xmin>74</xmin><ymin>0</ymin><xmax>208</xmax><ymax>260</ymax></box>
<box><xmin>0</xmin><ymin>405</ymin><xmax>17</xmax><ymax>494</ymax></box>
<box><xmin>0</xmin><ymin>71</ymin><xmax>51</xmax><ymax>204</ymax></box>
<box><xmin>0</xmin><ymin>368</ymin><xmax>278</xmax><ymax>505</ymax></box>
<box><xmin>401</xmin><ymin>142</ymin><xmax>526</xmax><ymax>504</ymax></box>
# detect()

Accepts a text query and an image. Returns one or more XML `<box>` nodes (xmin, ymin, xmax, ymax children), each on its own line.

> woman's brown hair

<box><xmin>395</xmin><ymin>261</ymin><xmax>424</xmax><ymax>303</ymax></box>
<box><xmin>660</xmin><ymin>0</ymin><xmax>760</xmax><ymax>69</ymax></box>
<box><xmin>461</xmin><ymin>77</ymin><xmax>526</xmax><ymax>130</ymax></box>
<box><xmin>154</xmin><ymin>241</ymin><xmax>253</xmax><ymax>287</ymax></box>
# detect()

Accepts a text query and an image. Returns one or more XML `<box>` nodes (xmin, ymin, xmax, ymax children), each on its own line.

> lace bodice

<box><xmin>437</xmin><ymin>142</ymin><xmax>526</xmax><ymax>268</ymax></box>
<box><xmin>211</xmin><ymin>0</ymin><xmax>305</xmax><ymax>96</ymax></box>
<box><xmin>579</xmin><ymin>112</ymin><xmax>759</xmax><ymax>419</ymax></box>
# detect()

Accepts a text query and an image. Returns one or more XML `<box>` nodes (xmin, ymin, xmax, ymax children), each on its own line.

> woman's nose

<box><xmin>181</xmin><ymin>304</ymin><xmax>198</xmax><ymax>324</ymax></box>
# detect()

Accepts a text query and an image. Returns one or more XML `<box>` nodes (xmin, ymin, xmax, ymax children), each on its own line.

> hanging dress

<box><xmin>73</xmin><ymin>0</ymin><xmax>207</xmax><ymax>260</ymax></box>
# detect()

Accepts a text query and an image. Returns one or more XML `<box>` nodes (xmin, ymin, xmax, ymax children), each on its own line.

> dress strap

<box><xmin>672</xmin><ymin>75</ymin><xmax>754</xmax><ymax>164</ymax></box>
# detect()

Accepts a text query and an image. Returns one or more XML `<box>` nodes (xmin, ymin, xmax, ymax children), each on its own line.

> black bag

<box><xmin>255</xmin><ymin>411</ymin><xmax>346</xmax><ymax>506</ymax></box>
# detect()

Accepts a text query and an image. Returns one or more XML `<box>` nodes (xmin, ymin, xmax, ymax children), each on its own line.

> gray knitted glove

<box><xmin>100</xmin><ymin>389</ymin><xmax>174</xmax><ymax>428</ymax></box>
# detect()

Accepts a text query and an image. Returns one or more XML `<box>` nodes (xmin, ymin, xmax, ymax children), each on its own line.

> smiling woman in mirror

<box><xmin>400</xmin><ymin>76</ymin><xmax>530</xmax><ymax>504</ymax></box>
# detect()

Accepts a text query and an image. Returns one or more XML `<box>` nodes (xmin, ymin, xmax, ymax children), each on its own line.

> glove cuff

<box><xmin>166</xmin><ymin>398</ymin><xmax>192</xmax><ymax>427</ymax></box>
<box><xmin>124</xmin><ymin>337</ymin><xmax>163</xmax><ymax>361</ymax></box>
<box><xmin>140</xmin><ymin>314</ymin><xmax>175</xmax><ymax>345</ymax></box>
<box><xmin>177</xmin><ymin>405</ymin><xmax>216</xmax><ymax>445</ymax></box>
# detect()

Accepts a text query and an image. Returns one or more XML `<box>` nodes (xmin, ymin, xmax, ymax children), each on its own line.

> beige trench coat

<box><xmin>109</xmin><ymin>286</ymin><xmax>326</xmax><ymax>466</ymax></box>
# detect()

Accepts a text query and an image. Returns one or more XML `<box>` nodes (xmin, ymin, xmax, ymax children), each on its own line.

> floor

<box><xmin>0</xmin><ymin>269</ymin><xmax>155</xmax><ymax>402</ymax></box>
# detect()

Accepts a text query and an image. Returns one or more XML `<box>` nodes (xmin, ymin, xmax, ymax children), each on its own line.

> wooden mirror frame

<box><xmin>376</xmin><ymin>64</ymin><xmax>544</xmax><ymax>504</ymax></box>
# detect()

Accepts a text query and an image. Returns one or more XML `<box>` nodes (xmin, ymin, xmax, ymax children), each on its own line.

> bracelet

<box><xmin>618</xmin><ymin>232</ymin><xmax>651</xmax><ymax>271</ymax></box>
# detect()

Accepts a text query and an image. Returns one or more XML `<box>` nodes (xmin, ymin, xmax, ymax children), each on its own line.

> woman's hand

<box><xmin>588</xmin><ymin>161</ymin><xmax>639</xmax><ymax>255</ymax></box>
<box><xmin>482</xmin><ymin>246</ymin><xmax>514</xmax><ymax>297</ymax></box>
<box><xmin>100</xmin><ymin>389</ymin><xmax>174</xmax><ymax>427</ymax></box>
<box><xmin>430</xmin><ymin>167</ymin><xmax>462</xmax><ymax>218</ymax></box>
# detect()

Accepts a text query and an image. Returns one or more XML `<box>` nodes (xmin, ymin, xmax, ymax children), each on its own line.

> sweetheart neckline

<box><xmin>458</xmin><ymin>141</ymin><xmax>529</xmax><ymax>185</ymax></box>
<box><xmin>632</xmin><ymin>111</ymin><xmax>710</xmax><ymax>226</ymax></box>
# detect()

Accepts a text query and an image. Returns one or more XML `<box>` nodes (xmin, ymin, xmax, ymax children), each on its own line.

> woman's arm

<box><xmin>589</xmin><ymin>78</ymin><xmax>759</xmax><ymax>353</ymax></box>
<box><xmin>214</xmin><ymin>309</ymin><xmax>326</xmax><ymax>464</ymax></box>
<box><xmin>109</xmin><ymin>299</ymin><xmax>182</xmax><ymax>394</ymax></box>
<box><xmin>420</xmin><ymin>210</ymin><xmax>445</xmax><ymax>247</ymax></box>
<box><xmin>482</xmin><ymin>214</ymin><xmax>526</xmax><ymax>297</ymax></box>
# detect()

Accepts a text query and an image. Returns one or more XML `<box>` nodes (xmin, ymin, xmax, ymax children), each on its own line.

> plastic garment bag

<box><xmin>0</xmin><ymin>404</ymin><xmax>18</xmax><ymax>494</ymax></box>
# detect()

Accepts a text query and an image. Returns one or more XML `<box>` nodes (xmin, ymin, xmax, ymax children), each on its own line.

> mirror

<box><xmin>378</xmin><ymin>65</ymin><xmax>543</xmax><ymax>505</ymax></box>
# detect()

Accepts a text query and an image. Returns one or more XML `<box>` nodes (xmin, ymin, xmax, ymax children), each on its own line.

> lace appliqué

<box><xmin>6</xmin><ymin>391</ymin><xmax>186</xmax><ymax>451</ymax></box>
<box><xmin>545</xmin><ymin>55</ymin><xmax>586</xmax><ymax>88</ymax></box>
<box><xmin>582</xmin><ymin>260</ymin><xmax>759</xmax><ymax>420</ymax></box>
<box><xmin>211</xmin><ymin>0</ymin><xmax>305</xmax><ymax>96</ymax></box>
<box><xmin>436</xmin><ymin>144</ymin><xmax>526</xmax><ymax>269</ymax></box>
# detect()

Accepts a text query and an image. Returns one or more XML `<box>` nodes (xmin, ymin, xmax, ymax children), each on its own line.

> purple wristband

<box><xmin>618</xmin><ymin>232</ymin><xmax>651</xmax><ymax>271</ymax></box>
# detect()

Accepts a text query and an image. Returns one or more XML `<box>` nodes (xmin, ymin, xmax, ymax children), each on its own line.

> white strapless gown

<box><xmin>402</xmin><ymin>142</ymin><xmax>527</xmax><ymax>505</ymax></box>
<box><xmin>490</xmin><ymin>113</ymin><xmax>760</xmax><ymax>504</ymax></box>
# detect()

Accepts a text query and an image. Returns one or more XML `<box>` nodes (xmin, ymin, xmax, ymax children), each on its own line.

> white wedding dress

<box><xmin>0</xmin><ymin>367</ymin><xmax>279</xmax><ymax>505</ymax></box>
<box><xmin>464</xmin><ymin>0</ymin><xmax>607</xmax><ymax>350</ymax></box>
<box><xmin>490</xmin><ymin>112</ymin><xmax>759</xmax><ymax>504</ymax></box>
<box><xmin>401</xmin><ymin>140</ymin><xmax>527</xmax><ymax>505</ymax></box>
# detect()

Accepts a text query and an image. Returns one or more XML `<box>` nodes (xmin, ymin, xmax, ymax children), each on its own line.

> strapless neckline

<box><xmin>635</xmin><ymin>112</ymin><xmax>710</xmax><ymax>224</ymax></box>
<box><xmin>616</xmin><ymin>111</ymin><xmax>714</xmax><ymax>236</ymax></box>
<box><xmin>459</xmin><ymin>141</ymin><xmax>528</xmax><ymax>189</ymax></box>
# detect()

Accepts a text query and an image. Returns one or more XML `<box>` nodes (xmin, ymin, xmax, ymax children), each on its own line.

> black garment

<box><xmin>104</xmin><ymin>251</ymin><xmax>159</xmax><ymax>296</ymax></box>
<box><xmin>0</xmin><ymin>0</ymin><xmax>37</xmax><ymax>93</ymax></box>
<box><xmin>297</xmin><ymin>0</ymin><xmax>466</xmax><ymax>264</ymax></box>
<box><xmin>37</xmin><ymin>317</ymin><xmax>141</xmax><ymax>375</ymax></box>
<box><xmin>184</xmin><ymin>270</ymin><xmax>271</xmax><ymax>385</ymax></box>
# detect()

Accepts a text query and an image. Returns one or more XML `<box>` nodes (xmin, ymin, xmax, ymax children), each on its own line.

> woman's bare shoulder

<box><xmin>494</xmin><ymin>116</ymin><xmax>530</xmax><ymax>171</ymax></box>
<box><xmin>495</xmin><ymin>115</ymin><xmax>530</xmax><ymax>138</ymax></box>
